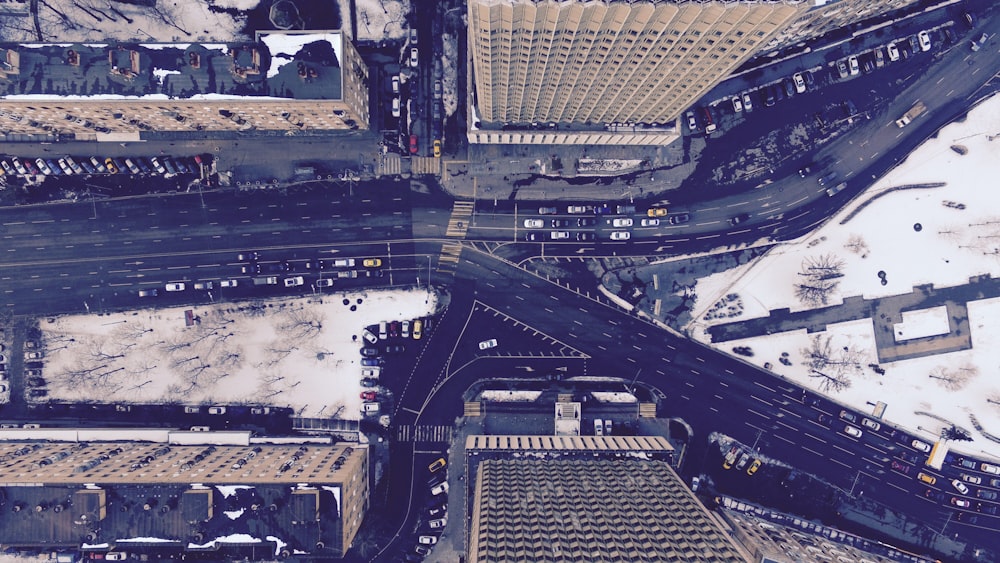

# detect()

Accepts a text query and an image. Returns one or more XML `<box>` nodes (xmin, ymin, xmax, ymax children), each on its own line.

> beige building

<box><xmin>0</xmin><ymin>31</ymin><xmax>368</xmax><ymax>142</ymax></box>
<box><xmin>0</xmin><ymin>438</ymin><xmax>369</xmax><ymax>559</ymax></box>
<box><xmin>763</xmin><ymin>0</ymin><xmax>923</xmax><ymax>57</ymax></box>
<box><xmin>467</xmin><ymin>0</ymin><xmax>808</xmax><ymax>145</ymax></box>
<box><xmin>466</xmin><ymin>435</ymin><xmax>750</xmax><ymax>562</ymax></box>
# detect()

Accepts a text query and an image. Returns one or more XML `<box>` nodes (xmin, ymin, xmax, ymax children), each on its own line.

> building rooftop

<box><xmin>0</xmin><ymin>32</ymin><xmax>346</xmax><ymax>102</ymax></box>
<box><xmin>466</xmin><ymin>436</ymin><xmax>748</xmax><ymax>563</ymax></box>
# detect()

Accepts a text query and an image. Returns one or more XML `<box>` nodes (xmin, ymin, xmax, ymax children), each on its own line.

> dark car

<box><xmin>594</xmin><ymin>204</ymin><xmax>613</xmax><ymax>215</ymax></box>
<box><xmin>360</xmin><ymin>377</ymin><xmax>379</xmax><ymax>387</ymax></box>
<box><xmin>551</xmin><ymin>219</ymin><xmax>571</xmax><ymax>228</ymax></box>
<box><xmin>524</xmin><ymin>232</ymin><xmax>541</xmax><ymax>241</ymax></box>
<box><xmin>241</xmin><ymin>264</ymin><xmax>262</xmax><ymax>274</ymax></box>
<box><xmin>237</xmin><ymin>252</ymin><xmax>259</xmax><ymax>261</ymax></box>
<box><xmin>817</xmin><ymin>172</ymin><xmax>838</xmax><ymax>186</ymax></box>
<box><xmin>783</xmin><ymin>79</ymin><xmax>795</xmax><ymax>97</ymax></box>
<box><xmin>576</xmin><ymin>232</ymin><xmax>596</xmax><ymax>242</ymax></box>
<box><xmin>305</xmin><ymin>259</ymin><xmax>326</xmax><ymax>270</ymax></box>
<box><xmin>360</xmin><ymin>347</ymin><xmax>380</xmax><ymax>357</ymax></box>
<box><xmin>280</xmin><ymin>260</ymin><xmax>293</xmax><ymax>272</ymax></box>
<box><xmin>386</xmin><ymin>345</ymin><xmax>406</xmax><ymax>354</ymax></box>
<box><xmin>360</xmin><ymin>358</ymin><xmax>382</xmax><ymax>367</ymax></box>
<box><xmin>764</xmin><ymin>88</ymin><xmax>776</xmax><ymax>107</ymax></box>
<box><xmin>389</xmin><ymin>321</ymin><xmax>400</xmax><ymax>338</ymax></box>
<box><xmin>798</xmin><ymin>164</ymin><xmax>813</xmax><ymax>177</ymax></box>
<box><xmin>576</xmin><ymin>217</ymin><xmax>596</xmax><ymax>227</ymax></box>
<box><xmin>729</xmin><ymin>213</ymin><xmax>750</xmax><ymax>226</ymax></box>
<box><xmin>668</xmin><ymin>213</ymin><xmax>690</xmax><ymax>225</ymax></box>
<box><xmin>890</xmin><ymin>460</ymin><xmax>911</xmax><ymax>474</ymax></box>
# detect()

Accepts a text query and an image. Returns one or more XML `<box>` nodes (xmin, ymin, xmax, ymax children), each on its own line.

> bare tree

<box><xmin>277</xmin><ymin>308</ymin><xmax>324</xmax><ymax>340</ymax></box>
<box><xmin>844</xmin><ymin>234</ymin><xmax>869</xmax><ymax>257</ymax></box>
<box><xmin>795</xmin><ymin>254</ymin><xmax>845</xmax><ymax>306</ymax></box>
<box><xmin>928</xmin><ymin>363</ymin><xmax>978</xmax><ymax>391</ymax></box>
<box><xmin>801</xmin><ymin>334</ymin><xmax>864</xmax><ymax>392</ymax></box>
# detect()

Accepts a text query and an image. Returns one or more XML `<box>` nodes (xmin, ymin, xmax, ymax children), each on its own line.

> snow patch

<box><xmin>590</xmin><ymin>392</ymin><xmax>638</xmax><ymax>403</ymax></box>
<box><xmin>480</xmin><ymin>390</ymin><xmax>542</xmax><ymax>402</ymax></box>
<box><xmin>893</xmin><ymin>306</ymin><xmax>950</xmax><ymax>341</ymax></box>
<box><xmin>223</xmin><ymin>508</ymin><xmax>245</xmax><ymax>520</ymax></box>
<box><xmin>216</xmin><ymin>485</ymin><xmax>254</xmax><ymax>499</ymax></box>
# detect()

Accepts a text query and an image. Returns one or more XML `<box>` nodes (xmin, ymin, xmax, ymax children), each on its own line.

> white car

<box><xmin>220</xmin><ymin>279</ymin><xmax>238</xmax><ymax>288</ymax></box>
<box><xmin>792</xmin><ymin>73</ymin><xmax>806</xmax><ymax>93</ymax></box>
<box><xmin>208</xmin><ymin>406</ymin><xmax>226</xmax><ymax>415</ymax></box>
<box><xmin>731</xmin><ymin>96</ymin><xmax>743</xmax><ymax>113</ymax></box>
<box><xmin>742</xmin><ymin>93</ymin><xmax>753</xmax><ymax>113</ymax></box>
<box><xmin>686</xmin><ymin>111</ymin><xmax>697</xmax><ymax>131</ymax></box>
<box><xmin>886</xmin><ymin>42</ymin><xmax>900</xmax><ymax>62</ymax></box>
<box><xmin>478</xmin><ymin>339</ymin><xmax>498</xmax><ymax>350</ymax></box>
<box><xmin>848</xmin><ymin>56</ymin><xmax>859</xmax><ymax>75</ymax></box>
<box><xmin>431</xmin><ymin>482</ymin><xmax>449</xmax><ymax>496</ymax></box>
<box><xmin>952</xmin><ymin>479</ymin><xmax>969</xmax><ymax>495</ymax></box>
<box><xmin>844</xmin><ymin>425</ymin><xmax>862</xmax><ymax>438</ymax></box>
<box><xmin>550</xmin><ymin>231</ymin><xmax>570</xmax><ymax>240</ymax></box>
<box><xmin>418</xmin><ymin>536</ymin><xmax>438</xmax><ymax>545</ymax></box>
<box><xmin>640</xmin><ymin>218</ymin><xmax>659</xmax><ymax>227</ymax></box>
<box><xmin>361</xmin><ymin>367</ymin><xmax>381</xmax><ymax>378</ymax></box>
<box><xmin>911</xmin><ymin>439</ymin><xmax>931</xmax><ymax>453</ymax></box>
<box><xmin>391</xmin><ymin>97</ymin><xmax>400</xmax><ymax>118</ymax></box>
<box><xmin>611</xmin><ymin>218</ymin><xmax>633</xmax><ymax>228</ymax></box>
<box><xmin>283</xmin><ymin>276</ymin><xmax>304</xmax><ymax>287</ymax></box>
<box><xmin>315</xmin><ymin>278</ymin><xmax>334</xmax><ymax>288</ymax></box>
<box><xmin>861</xmin><ymin>418</ymin><xmax>880</xmax><ymax>431</ymax></box>
<box><xmin>410</xmin><ymin>47</ymin><xmax>419</xmax><ymax>68</ymax></box>
<box><xmin>610</xmin><ymin>231</ymin><xmax>630</xmax><ymax>241</ymax></box>
<box><xmin>429</xmin><ymin>518</ymin><xmax>447</xmax><ymax>529</ymax></box>
<box><xmin>917</xmin><ymin>30</ymin><xmax>931</xmax><ymax>52</ymax></box>
<box><xmin>165</xmin><ymin>283</ymin><xmax>186</xmax><ymax>292</ymax></box>
<box><xmin>523</xmin><ymin>219</ymin><xmax>544</xmax><ymax>228</ymax></box>
<box><xmin>982</xmin><ymin>463</ymin><xmax>1000</xmax><ymax>475</ymax></box>
<box><xmin>35</xmin><ymin>158</ymin><xmax>52</xmax><ymax>175</ymax></box>
<box><xmin>391</xmin><ymin>75</ymin><xmax>400</xmax><ymax>94</ymax></box>
<box><xmin>566</xmin><ymin>205</ymin><xmax>588</xmax><ymax>214</ymax></box>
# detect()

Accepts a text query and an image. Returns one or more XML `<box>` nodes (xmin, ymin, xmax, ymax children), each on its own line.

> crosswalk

<box><xmin>411</xmin><ymin>156</ymin><xmax>441</xmax><ymax>176</ymax></box>
<box><xmin>464</xmin><ymin>401</ymin><xmax>482</xmax><ymax>417</ymax></box>
<box><xmin>396</xmin><ymin>424</ymin><xmax>454</xmax><ymax>443</ymax></box>
<box><xmin>445</xmin><ymin>201</ymin><xmax>475</xmax><ymax>238</ymax></box>
<box><xmin>436</xmin><ymin>242</ymin><xmax>463</xmax><ymax>277</ymax></box>
<box><xmin>378</xmin><ymin>153</ymin><xmax>402</xmax><ymax>177</ymax></box>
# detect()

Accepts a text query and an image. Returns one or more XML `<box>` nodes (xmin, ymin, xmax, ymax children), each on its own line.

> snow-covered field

<box><xmin>36</xmin><ymin>289</ymin><xmax>438</xmax><ymax>420</ymax></box>
<box><xmin>689</xmin><ymin>93</ymin><xmax>1000</xmax><ymax>459</ymax></box>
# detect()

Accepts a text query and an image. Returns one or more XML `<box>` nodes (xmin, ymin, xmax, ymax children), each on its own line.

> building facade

<box><xmin>0</xmin><ymin>31</ymin><xmax>368</xmax><ymax>142</ymax></box>
<box><xmin>467</xmin><ymin>0</ymin><xmax>808</xmax><ymax>145</ymax></box>
<box><xmin>0</xmin><ymin>438</ymin><xmax>368</xmax><ymax>559</ymax></box>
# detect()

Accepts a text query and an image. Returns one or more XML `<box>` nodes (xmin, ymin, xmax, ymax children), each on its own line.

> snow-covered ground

<box><xmin>36</xmin><ymin>289</ymin><xmax>438</xmax><ymax>420</ymax></box>
<box><xmin>688</xmin><ymin>93</ymin><xmax>1000</xmax><ymax>459</ymax></box>
<box><xmin>355</xmin><ymin>0</ymin><xmax>410</xmax><ymax>42</ymax></box>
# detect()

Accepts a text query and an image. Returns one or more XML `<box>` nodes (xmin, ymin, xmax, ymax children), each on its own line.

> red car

<box><xmin>890</xmin><ymin>460</ymin><xmax>911</xmax><ymax>474</ymax></box>
<box><xmin>409</xmin><ymin>134</ymin><xmax>418</xmax><ymax>155</ymax></box>
<box><xmin>360</xmin><ymin>391</ymin><xmax>377</xmax><ymax>401</ymax></box>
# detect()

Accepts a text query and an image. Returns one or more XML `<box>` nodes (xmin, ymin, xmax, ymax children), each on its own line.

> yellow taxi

<box><xmin>746</xmin><ymin>459</ymin><xmax>762</xmax><ymax>476</ymax></box>
<box><xmin>412</xmin><ymin>319</ymin><xmax>423</xmax><ymax>340</ymax></box>
<box><xmin>104</xmin><ymin>157</ymin><xmax>119</xmax><ymax>174</ymax></box>
<box><xmin>917</xmin><ymin>472</ymin><xmax>936</xmax><ymax>485</ymax></box>
<box><xmin>363</xmin><ymin>258</ymin><xmax>382</xmax><ymax>268</ymax></box>
<box><xmin>428</xmin><ymin>458</ymin><xmax>447</xmax><ymax>473</ymax></box>
<box><xmin>647</xmin><ymin>207</ymin><xmax>668</xmax><ymax>217</ymax></box>
<box><xmin>433</xmin><ymin>140</ymin><xmax>442</xmax><ymax>158</ymax></box>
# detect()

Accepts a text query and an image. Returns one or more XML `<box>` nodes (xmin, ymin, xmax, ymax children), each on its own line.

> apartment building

<box><xmin>467</xmin><ymin>0</ymin><xmax>808</xmax><ymax>145</ymax></box>
<box><xmin>0</xmin><ymin>31</ymin><xmax>368</xmax><ymax>142</ymax></box>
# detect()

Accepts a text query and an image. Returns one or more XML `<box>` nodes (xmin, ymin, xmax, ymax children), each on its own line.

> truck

<box><xmin>253</xmin><ymin>276</ymin><xmax>278</xmax><ymax>286</ymax></box>
<box><xmin>895</xmin><ymin>101</ymin><xmax>926</xmax><ymax>128</ymax></box>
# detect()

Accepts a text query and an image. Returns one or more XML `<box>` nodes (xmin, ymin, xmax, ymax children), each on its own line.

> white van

<box><xmin>361</xmin><ymin>402</ymin><xmax>380</xmax><ymax>414</ymax></box>
<box><xmin>333</xmin><ymin>258</ymin><xmax>356</xmax><ymax>268</ymax></box>
<box><xmin>378</xmin><ymin>321</ymin><xmax>388</xmax><ymax>340</ymax></box>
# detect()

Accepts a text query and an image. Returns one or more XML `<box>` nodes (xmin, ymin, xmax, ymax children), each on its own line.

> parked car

<box><xmin>524</xmin><ymin>219</ymin><xmax>544</xmax><ymax>228</ymax></box>
<box><xmin>429</xmin><ymin>458</ymin><xmax>447</xmax><ymax>472</ymax></box>
<box><xmin>611</xmin><ymin>218</ymin><xmax>633</xmax><ymax>227</ymax></box>
<box><xmin>479</xmin><ymin>339</ymin><xmax>498</xmax><ymax>350</ymax></box>
<box><xmin>917</xmin><ymin>30</ymin><xmax>931</xmax><ymax>52</ymax></box>
<box><xmin>837</xmin><ymin>59</ymin><xmax>849</xmax><ymax>79</ymax></box>
<box><xmin>610</xmin><ymin>231</ymin><xmax>630</xmax><ymax>241</ymax></box>
<box><xmin>911</xmin><ymin>439</ymin><xmax>931</xmax><ymax>453</ymax></box>
<box><xmin>887</xmin><ymin>42</ymin><xmax>900</xmax><ymax>61</ymax></box>
<box><xmin>640</xmin><ymin>218</ymin><xmax>659</xmax><ymax>227</ymax></box>
<box><xmin>741</xmin><ymin>92</ymin><xmax>753</xmax><ymax>112</ymax></box>
<box><xmin>732</xmin><ymin>96</ymin><xmax>743</xmax><ymax>113</ymax></box>
<box><xmin>952</xmin><ymin>479</ymin><xmax>970</xmax><ymax>495</ymax></box>
<box><xmin>165</xmin><ymin>283</ymin><xmax>185</xmax><ymax>292</ymax></box>
<box><xmin>410</xmin><ymin>47</ymin><xmax>419</xmax><ymax>67</ymax></box>
<box><xmin>208</xmin><ymin>406</ymin><xmax>226</xmax><ymax>415</ymax></box>
<box><xmin>861</xmin><ymin>418</ymin><xmax>881</xmax><ymax>431</ymax></box>
<box><xmin>844</xmin><ymin>425</ymin><xmax>863</xmax><ymax>438</ymax></box>
<box><xmin>792</xmin><ymin>73</ymin><xmax>806</xmax><ymax>93</ymax></box>
<box><xmin>848</xmin><ymin>55</ymin><xmax>860</xmax><ymax>75</ymax></box>
<box><xmin>418</xmin><ymin>535</ymin><xmax>438</xmax><ymax>545</ymax></box>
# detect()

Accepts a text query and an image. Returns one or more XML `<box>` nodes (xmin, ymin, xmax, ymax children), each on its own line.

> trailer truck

<box><xmin>895</xmin><ymin>101</ymin><xmax>926</xmax><ymax>128</ymax></box>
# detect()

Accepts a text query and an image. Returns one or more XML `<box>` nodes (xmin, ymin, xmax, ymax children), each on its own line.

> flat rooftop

<box><xmin>0</xmin><ymin>32</ymin><xmax>345</xmax><ymax>101</ymax></box>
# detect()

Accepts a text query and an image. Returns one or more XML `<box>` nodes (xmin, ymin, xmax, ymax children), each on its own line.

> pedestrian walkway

<box><xmin>396</xmin><ymin>424</ymin><xmax>453</xmax><ymax>443</ymax></box>
<box><xmin>435</xmin><ymin>242</ymin><xmax>463</xmax><ymax>277</ymax></box>
<box><xmin>411</xmin><ymin>155</ymin><xmax>441</xmax><ymax>176</ymax></box>
<box><xmin>377</xmin><ymin>152</ymin><xmax>402</xmax><ymax>177</ymax></box>
<box><xmin>444</xmin><ymin>200</ymin><xmax>474</xmax><ymax>238</ymax></box>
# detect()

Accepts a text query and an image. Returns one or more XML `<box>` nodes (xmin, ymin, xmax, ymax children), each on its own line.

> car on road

<box><xmin>577</xmin><ymin>217</ymin><xmax>596</xmax><ymax>227</ymax></box>
<box><xmin>848</xmin><ymin>55</ymin><xmax>860</xmax><ymax>75</ymax></box>
<box><xmin>409</xmin><ymin>134</ymin><xmax>418</xmax><ymax>155</ymax></box>
<box><xmin>524</xmin><ymin>219</ymin><xmax>544</xmax><ymax>228</ymax></box>
<box><xmin>836</xmin><ymin>59</ymin><xmax>849</xmax><ymax>79</ymax></box>
<box><xmin>208</xmin><ymin>406</ymin><xmax>226</xmax><ymax>415</ymax></box>
<box><xmin>890</xmin><ymin>460</ymin><xmax>910</xmax><ymax>474</ymax></box>
<box><xmin>479</xmin><ymin>339</ymin><xmax>498</xmax><ymax>350</ymax></box>
<box><xmin>798</xmin><ymin>164</ymin><xmax>813</xmax><ymax>177</ymax></box>
<box><xmin>952</xmin><ymin>497</ymin><xmax>971</xmax><ymax>508</ymax></box>
<box><xmin>538</xmin><ymin>207</ymin><xmax>558</xmax><ymax>215</ymax></box>
<box><xmin>165</xmin><ymin>283</ymin><xmax>185</xmax><ymax>292</ymax></box>
<box><xmin>861</xmin><ymin>418</ymin><xmax>880</xmax><ymax>431</ymax></box>
<box><xmin>917</xmin><ymin>30</ymin><xmax>931</xmax><ymax>52</ymax></box>
<box><xmin>952</xmin><ymin>479</ymin><xmax>970</xmax><ymax>495</ymax></box>
<box><xmin>817</xmin><ymin>172</ymin><xmax>838</xmax><ymax>186</ymax></box>
<box><xmin>741</xmin><ymin>92</ymin><xmax>753</xmax><ymax>113</ymax></box>
<box><xmin>747</xmin><ymin>459</ymin><xmax>762</xmax><ymax>476</ymax></box>
<box><xmin>283</xmin><ymin>276</ymin><xmax>304</xmax><ymax>287</ymax></box>
<box><xmin>576</xmin><ymin>232</ymin><xmax>596</xmax><ymax>241</ymax></box>
<box><xmin>409</xmin><ymin>47</ymin><xmax>419</xmax><ymax>67</ymax></box>
<box><xmin>732</xmin><ymin>96</ymin><xmax>743</xmax><ymax>113</ymax></box>
<box><xmin>138</xmin><ymin>288</ymin><xmax>159</xmax><ymax>297</ymax></box>
<box><xmin>962</xmin><ymin>474</ymin><xmax>982</xmax><ymax>484</ymax></box>
<box><xmin>551</xmin><ymin>218</ymin><xmax>571</xmax><ymax>228</ymax></box>
<box><xmin>363</xmin><ymin>258</ymin><xmax>382</xmax><ymax>268</ymax></box>
<box><xmin>610</xmin><ymin>231</ymin><xmax>630</xmax><ymax>241</ymax></box>
<box><xmin>668</xmin><ymin>213</ymin><xmax>690</xmax><ymax>225</ymax></box>
<box><xmin>429</xmin><ymin>458</ymin><xmax>447</xmax><ymax>473</ymax></box>
<box><xmin>611</xmin><ymin>218</ymin><xmax>633</xmax><ymax>227</ymax></box>
<box><xmin>550</xmin><ymin>231</ymin><xmax>570</xmax><ymax>240</ymax></box>
<box><xmin>433</xmin><ymin>139</ymin><xmax>442</xmax><ymax>158</ymax></box>
<box><xmin>793</xmin><ymin>73</ymin><xmax>806</xmax><ymax>93</ymax></box>
<box><xmin>647</xmin><ymin>207</ymin><xmax>668</xmax><ymax>217</ymax></box>
<box><xmin>640</xmin><ymin>218</ymin><xmax>659</xmax><ymax>227</ymax></box>
<box><xmin>729</xmin><ymin>213</ymin><xmax>750</xmax><ymax>226</ymax></box>
<box><xmin>971</xmin><ymin>33</ymin><xmax>989</xmax><ymax>52</ymax></box>
<box><xmin>844</xmin><ymin>425</ymin><xmax>863</xmax><ymax>438</ymax></box>
<box><xmin>887</xmin><ymin>42</ymin><xmax>900</xmax><ymax>61</ymax></box>
<box><xmin>911</xmin><ymin>439</ymin><xmax>931</xmax><ymax>453</ymax></box>
<box><xmin>566</xmin><ymin>205</ymin><xmax>589</xmax><ymax>214</ymax></box>
<box><xmin>237</xmin><ymin>251</ymin><xmax>259</xmax><ymax>262</ymax></box>
<box><xmin>839</xmin><ymin>410</ymin><xmax>857</xmax><ymax>423</ymax></box>
<box><xmin>305</xmin><ymin>259</ymin><xmax>326</xmax><ymax>270</ymax></box>
<box><xmin>391</xmin><ymin>97</ymin><xmax>400</xmax><ymax>118</ymax></box>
